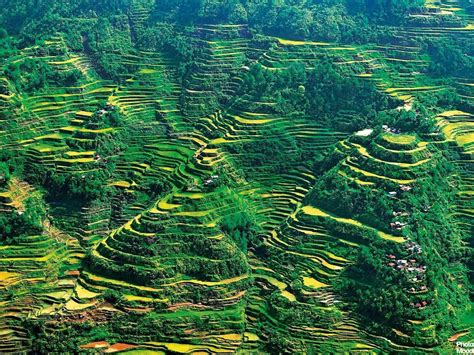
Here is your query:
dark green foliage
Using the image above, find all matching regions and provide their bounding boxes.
[0,162,10,186]
[1,0,424,46]
[0,195,46,241]
[87,107,124,129]
[347,0,424,19]
[6,57,81,94]
[153,0,422,41]
[24,318,113,353]
[305,61,395,129]
[427,39,474,78]
[267,291,343,327]
[242,61,395,131]
[325,144,470,345]
[310,167,392,229]
[220,211,259,252]
[82,16,133,80]
[45,171,109,202]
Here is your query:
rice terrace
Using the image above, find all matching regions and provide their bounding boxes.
[0,0,473,353]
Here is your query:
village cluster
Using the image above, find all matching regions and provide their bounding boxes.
[386,240,430,309]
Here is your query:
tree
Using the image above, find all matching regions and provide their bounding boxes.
[0,162,10,186]
[0,194,45,241]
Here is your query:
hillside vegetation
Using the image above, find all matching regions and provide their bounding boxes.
[0,0,473,353]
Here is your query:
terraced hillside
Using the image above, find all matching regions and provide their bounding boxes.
[0,0,473,353]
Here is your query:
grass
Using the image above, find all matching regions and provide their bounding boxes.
[276,38,331,46]
[109,180,132,188]
[303,276,329,289]
[382,133,417,146]
[0,272,20,286]
[65,299,97,311]
[123,294,168,302]
[352,143,430,167]
[343,161,416,185]
[75,284,100,299]
[456,133,474,147]
[49,57,80,65]
[162,274,249,287]
[138,68,158,74]
[301,205,405,243]
[122,351,165,355]
[145,342,235,353]
[232,115,274,124]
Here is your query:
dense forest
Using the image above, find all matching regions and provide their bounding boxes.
[0,0,473,353]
